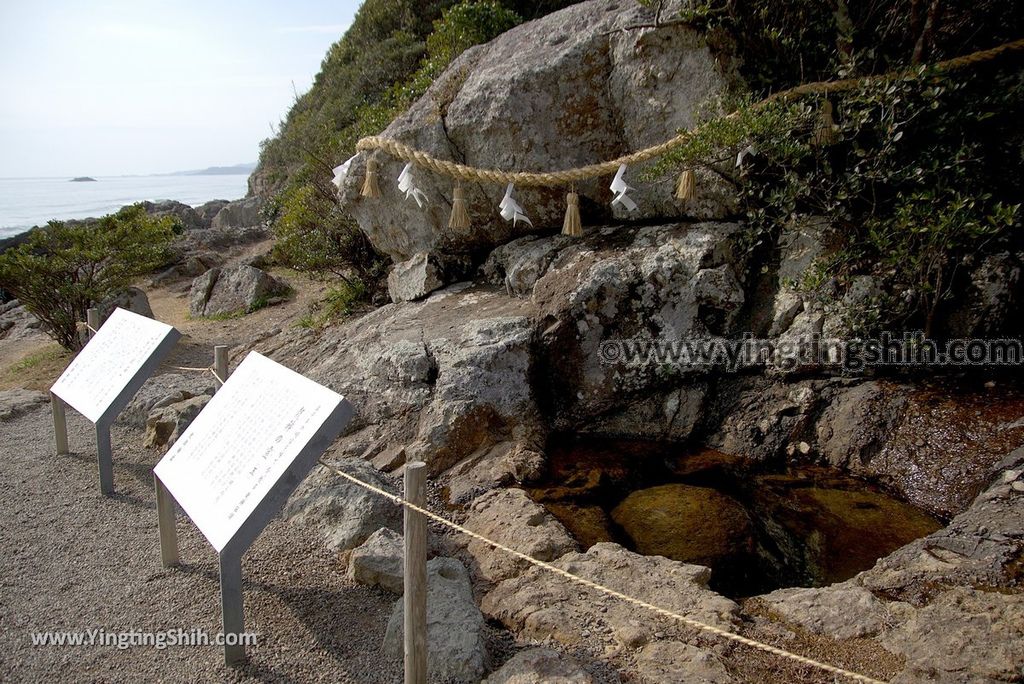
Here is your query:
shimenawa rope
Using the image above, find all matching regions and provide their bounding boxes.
[317,459,889,684]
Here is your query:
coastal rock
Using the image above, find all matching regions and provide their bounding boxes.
[611,484,753,568]
[98,287,153,321]
[0,389,48,422]
[283,458,401,551]
[387,252,444,303]
[348,527,404,594]
[339,0,739,269]
[140,200,203,231]
[210,196,263,230]
[383,557,487,684]
[482,648,593,684]
[195,199,231,227]
[462,488,578,582]
[482,543,739,648]
[143,395,210,448]
[188,265,288,318]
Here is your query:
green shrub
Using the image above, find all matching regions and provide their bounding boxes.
[0,205,175,350]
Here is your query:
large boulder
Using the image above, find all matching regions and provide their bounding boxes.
[462,488,578,582]
[188,265,288,318]
[210,196,263,231]
[97,287,153,321]
[383,557,488,684]
[140,200,203,231]
[283,458,402,551]
[339,0,740,270]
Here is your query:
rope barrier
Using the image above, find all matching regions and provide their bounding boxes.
[166,365,226,386]
[354,37,1024,188]
[317,460,888,684]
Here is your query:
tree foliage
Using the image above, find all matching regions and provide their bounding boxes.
[0,205,175,350]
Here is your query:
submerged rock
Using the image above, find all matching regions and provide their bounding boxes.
[611,483,753,569]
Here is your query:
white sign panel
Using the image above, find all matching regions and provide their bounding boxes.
[154,352,347,553]
[51,308,178,424]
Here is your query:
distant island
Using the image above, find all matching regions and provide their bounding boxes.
[69,177,97,182]
[162,162,257,177]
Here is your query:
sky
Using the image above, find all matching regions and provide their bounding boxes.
[0,0,361,177]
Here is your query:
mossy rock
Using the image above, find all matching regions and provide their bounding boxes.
[611,484,753,568]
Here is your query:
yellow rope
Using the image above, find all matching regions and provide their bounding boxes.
[317,460,889,684]
[166,365,226,386]
[354,37,1024,188]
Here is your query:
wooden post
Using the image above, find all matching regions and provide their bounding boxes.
[404,461,428,684]
[51,392,69,455]
[86,308,100,340]
[219,553,246,666]
[154,474,179,567]
[95,420,114,496]
[214,345,229,391]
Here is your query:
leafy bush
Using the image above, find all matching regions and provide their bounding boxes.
[0,205,175,350]
[266,0,525,301]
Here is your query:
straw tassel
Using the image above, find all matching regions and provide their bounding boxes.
[361,158,381,198]
[448,183,471,232]
[812,100,838,146]
[675,169,696,202]
[562,190,582,237]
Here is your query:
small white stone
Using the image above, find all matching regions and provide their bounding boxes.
[1002,469,1021,482]
[1011,481,1024,493]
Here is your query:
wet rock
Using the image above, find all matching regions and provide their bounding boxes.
[348,527,404,594]
[463,488,578,582]
[188,265,288,318]
[816,381,906,470]
[383,557,487,684]
[482,543,739,648]
[0,389,48,422]
[482,648,593,683]
[143,395,210,448]
[544,502,615,549]
[611,483,753,568]
[284,459,401,551]
[633,641,735,684]
[339,0,739,269]
[387,252,444,303]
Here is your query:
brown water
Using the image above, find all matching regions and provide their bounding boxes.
[527,435,943,598]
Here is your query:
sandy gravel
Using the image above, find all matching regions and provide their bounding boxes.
[0,403,401,683]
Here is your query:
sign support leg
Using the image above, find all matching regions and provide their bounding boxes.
[154,475,179,567]
[96,420,114,496]
[214,345,229,390]
[219,553,246,666]
[51,393,69,455]
[404,461,428,684]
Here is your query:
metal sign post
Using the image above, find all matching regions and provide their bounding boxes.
[50,307,180,496]
[153,351,353,665]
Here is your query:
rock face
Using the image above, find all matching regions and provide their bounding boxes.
[118,373,216,429]
[0,300,48,343]
[0,389,48,422]
[482,543,739,648]
[387,252,444,303]
[383,557,487,684]
[483,648,594,684]
[143,395,211,448]
[462,488,578,582]
[188,265,287,318]
[348,527,404,594]
[284,459,401,551]
[633,641,735,684]
[611,484,753,568]
[210,197,263,231]
[98,287,153,321]
[339,0,740,271]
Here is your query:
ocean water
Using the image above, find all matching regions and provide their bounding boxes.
[0,174,251,240]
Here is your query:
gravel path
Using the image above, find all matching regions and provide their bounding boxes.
[0,402,401,683]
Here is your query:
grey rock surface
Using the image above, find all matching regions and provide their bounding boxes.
[143,395,210,448]
[387,252,444,303]
[118,373,216,429]
[188,265,287,318]
[348,527,404,594]
[462,487,578,582]
[284,458,401,551]
[633,641,736,684]
[210,197,263,231]
[339,0,740,268]
[383,557,487,684]
[0,389,48,422]
[482,648,593,683]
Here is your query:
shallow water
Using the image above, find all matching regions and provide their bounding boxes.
[528,435,942,598]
